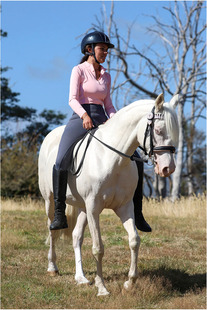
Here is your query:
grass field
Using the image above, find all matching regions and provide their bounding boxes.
[1,195,206,309]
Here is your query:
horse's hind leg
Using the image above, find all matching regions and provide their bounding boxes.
[72,209,89,284]
[114,202,140,291]
[45,198,60,276]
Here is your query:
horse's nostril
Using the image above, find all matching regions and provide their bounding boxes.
[163,167,169,176]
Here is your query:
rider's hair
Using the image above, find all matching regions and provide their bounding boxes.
[79,44,92,64]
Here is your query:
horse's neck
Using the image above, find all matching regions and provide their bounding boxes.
[99,101,153,156]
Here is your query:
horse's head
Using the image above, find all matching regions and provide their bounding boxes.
[138,93,179,177]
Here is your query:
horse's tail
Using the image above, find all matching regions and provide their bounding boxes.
[45,204,78,245]
[60,204,78,241]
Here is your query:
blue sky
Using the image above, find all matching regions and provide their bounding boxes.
[2,0,206,131]
[1,0,176,115]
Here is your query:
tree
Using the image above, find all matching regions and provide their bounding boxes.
[182,125,206,195]
[1,137,39,197]
[1,30,67,197]
[1,68,36,122]
[91,0,206,198]
[144,0,206,199]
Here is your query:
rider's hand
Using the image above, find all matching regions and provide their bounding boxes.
[82,113,94,130]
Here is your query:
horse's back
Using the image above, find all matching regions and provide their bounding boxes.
[38,125,65,199]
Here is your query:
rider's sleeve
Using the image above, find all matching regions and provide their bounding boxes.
[69,66,86,118]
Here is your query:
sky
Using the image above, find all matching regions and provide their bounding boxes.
[2,0,206,131]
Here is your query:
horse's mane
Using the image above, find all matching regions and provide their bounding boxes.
[106,99,179,147]
[163,102,179,147]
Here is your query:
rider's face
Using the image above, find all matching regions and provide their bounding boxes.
[88,43,109,64]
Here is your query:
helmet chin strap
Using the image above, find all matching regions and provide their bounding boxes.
[85,44,100,64]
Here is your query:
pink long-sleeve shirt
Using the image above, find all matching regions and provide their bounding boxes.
[69,61,116,118]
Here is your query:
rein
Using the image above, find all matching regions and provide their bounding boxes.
[71,127,147,176]
[89,107,175,162]
[71,106,176,175]
[70,130,95,175]
[89,129,148,163]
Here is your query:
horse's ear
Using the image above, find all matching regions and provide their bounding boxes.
[155,93,164,112]
[170,94,179,108]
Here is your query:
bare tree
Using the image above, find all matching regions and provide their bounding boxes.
[148,0,207,199]
[91,0,206,198]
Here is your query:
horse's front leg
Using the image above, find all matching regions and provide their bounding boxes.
[86,201,109,296]
[72,209,90,284]
[115,202,140,291]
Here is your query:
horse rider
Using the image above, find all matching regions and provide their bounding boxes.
[50,31,152,233]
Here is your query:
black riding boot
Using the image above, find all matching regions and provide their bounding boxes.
[133,157,152,232]
[50,165,68,230]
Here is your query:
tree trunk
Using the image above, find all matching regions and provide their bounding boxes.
[153,175,167,199]
[171,102,184,200]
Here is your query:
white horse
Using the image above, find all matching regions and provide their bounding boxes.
[38,93,179,296]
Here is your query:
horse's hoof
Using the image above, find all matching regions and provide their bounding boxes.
[75,276,90,285]
[47,270,59,277]
[123,280,132,291]
[97,289,110,296]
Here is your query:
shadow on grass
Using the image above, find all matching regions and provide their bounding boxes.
[103,267,206,295]
[142,267,206,294]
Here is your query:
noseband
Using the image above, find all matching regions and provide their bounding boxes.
[139,107,176,157]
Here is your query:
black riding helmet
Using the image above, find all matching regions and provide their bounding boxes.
[81,31,114,64]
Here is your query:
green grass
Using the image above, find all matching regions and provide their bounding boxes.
[1,196,206,309]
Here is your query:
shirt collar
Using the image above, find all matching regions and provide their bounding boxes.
[84,61,106,74]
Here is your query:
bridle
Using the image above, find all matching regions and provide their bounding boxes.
[139,106,176,157]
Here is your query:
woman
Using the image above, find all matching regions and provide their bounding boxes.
[50,31,151,233]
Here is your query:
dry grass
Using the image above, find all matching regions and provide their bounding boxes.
[1,197,43,211]
[1,195,206,309]
[143,194,206,218]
